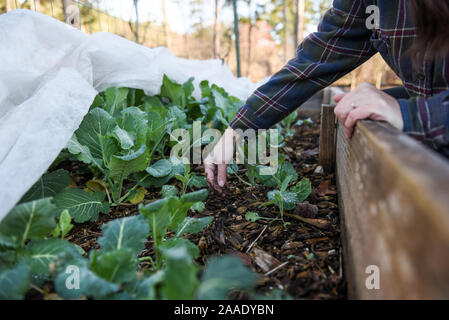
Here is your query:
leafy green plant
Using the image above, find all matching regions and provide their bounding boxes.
[261,176,312,221]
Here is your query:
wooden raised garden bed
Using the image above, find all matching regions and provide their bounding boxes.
[320,87,449,299]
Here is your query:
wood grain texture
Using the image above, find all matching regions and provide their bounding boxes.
[319,105,336,173]
[336,120,449,299]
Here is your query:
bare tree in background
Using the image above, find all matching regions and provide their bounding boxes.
[6,0,11,11]
[294,0,305,52]
[282,0,288,63]
[133,0,139,43]
[213,0,221,58]
[162,0,169,48]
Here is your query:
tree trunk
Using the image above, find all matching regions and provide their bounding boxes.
[298,0,305,43]
[162,0,169,48]
[33,0,41,11]
[213,0,221,58]
[283,0,288,63]
[6,0,11,11]
[246,23,254,77]
[294,0,305,53]
[134,0,139,43]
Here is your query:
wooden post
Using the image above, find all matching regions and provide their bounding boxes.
[319,104,336,173]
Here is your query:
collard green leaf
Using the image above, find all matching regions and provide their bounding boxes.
[117,107,148,148]
[189,175,207,189]
[67,135,103,170]
[0,198,57,245]
[104,87,129,116]
[108,143,150,182]
[190,201,205,213]
[27,238,76,281]
[146,159,172,178]
[74,107,118,167]
[53,209,74,239]
[54,189,109,223]
[161,246,198,300]
[125,271,164,300]
[175,216,213,237]
[90,249,137,284]
[54,255,120,300]
[20,169,69,203]
[161,185,179,197]
[291,178,312,203]
[268,190,297,211]
[198,255,256,300]
[0,259,30,300]
[161,75,185,107]
[160,238,199,258]
[139,198,171,248]
[98,215,149,256]
[111,125,134,150]
[245,212,262,222]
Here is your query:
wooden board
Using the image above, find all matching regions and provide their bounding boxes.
[336,120,449,299]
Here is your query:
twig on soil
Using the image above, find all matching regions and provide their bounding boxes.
[246,225,268,253]
[30,284,45,295]
[264,261,289,277]
[282,212,330,229]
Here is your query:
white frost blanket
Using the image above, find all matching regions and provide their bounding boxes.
[0,9,259,222]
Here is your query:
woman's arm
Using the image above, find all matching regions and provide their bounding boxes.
[399,91,449,150]
[230,0,376,131]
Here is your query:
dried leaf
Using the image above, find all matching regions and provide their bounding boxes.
[317,180,337,197]
[250,247,281,273]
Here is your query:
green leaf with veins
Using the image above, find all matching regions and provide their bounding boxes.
[198,255,256,300]
[161,75,186,108]
[20,169,69,203]
[146,159,173,178]
[98,215,149,256]
[116,107,148,147]
[124,271,164,300]
[27,238,76,282]
[73,107,118,168]
[108,143,150,182]
[90,249,137,284]
[0,259,30,300]
[0,198,57,245]
[160,238,199,259]
[268,190,297,211]
[175,216,213,237]
[111,125,134,150]
[54,189,109,223]
[52,209,74,239]
[161,185,179,197]
[67,135,103,170]
[291,178,312,203]
[54,251,120,299]
[161,246,199,300]
[245,212,262,222]
[104,87,129,116]
[139,197,171,253]
[190,201,206,213]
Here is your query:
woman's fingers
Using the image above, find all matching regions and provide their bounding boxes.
[344,106,373,138]
[333,93,347,103]
[217,164,227,188]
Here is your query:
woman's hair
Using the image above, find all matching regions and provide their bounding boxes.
[409,0,449,63]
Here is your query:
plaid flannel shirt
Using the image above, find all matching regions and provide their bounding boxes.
[230,0,449,151]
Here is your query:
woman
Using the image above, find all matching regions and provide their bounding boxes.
[205,0,449,194]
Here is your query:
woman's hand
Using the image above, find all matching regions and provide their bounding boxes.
[334,83,404,138]
[204,127,241,196]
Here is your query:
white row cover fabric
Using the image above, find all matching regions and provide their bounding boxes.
[0,9,260,222]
